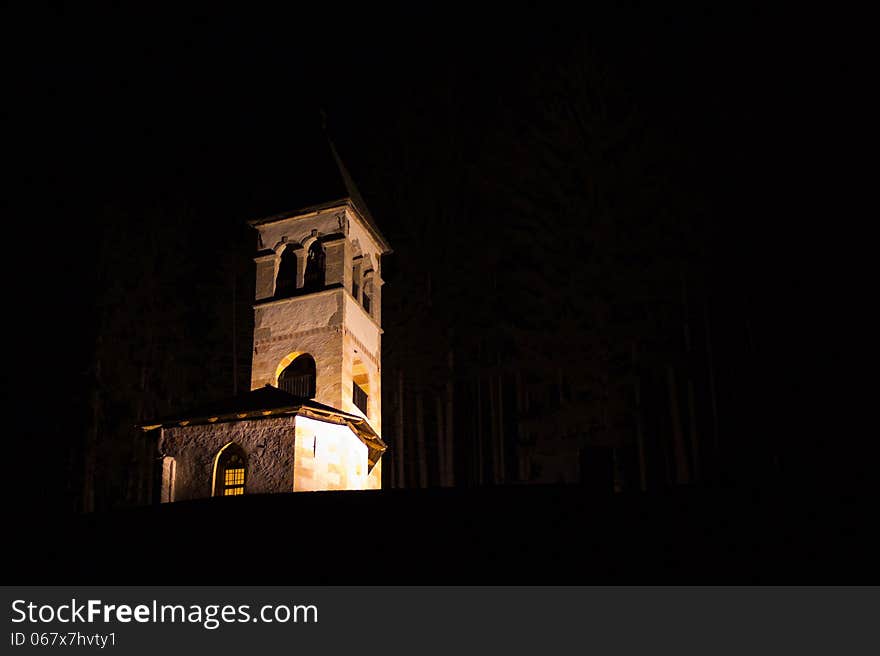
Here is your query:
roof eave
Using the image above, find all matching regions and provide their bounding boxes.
[345,200,393,255]
[247,198,352,228]
[247,198,392,255]
[139,403,388,469]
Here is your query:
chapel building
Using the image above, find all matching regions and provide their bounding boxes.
[140,135,392,500]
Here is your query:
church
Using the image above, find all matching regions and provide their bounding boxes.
[139,137,392,500]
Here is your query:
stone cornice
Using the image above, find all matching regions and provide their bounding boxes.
[253,285,344,310]
[254,324,341,347]
[249,200,349,228]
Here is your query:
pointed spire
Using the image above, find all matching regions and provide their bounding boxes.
[244,110,391,253]
[326,135,391,254]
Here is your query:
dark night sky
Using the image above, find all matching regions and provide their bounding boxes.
[6,5,797,212]
[9,4,788,191]
[5,6,799,355]
[7,3,827,259]
[5,2,852,506]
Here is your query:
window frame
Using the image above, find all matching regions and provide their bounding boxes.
[213,443,248,497]
[353,381,369,415]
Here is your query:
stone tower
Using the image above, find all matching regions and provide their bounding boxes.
[247,140,391,484]
[142,134,391,498]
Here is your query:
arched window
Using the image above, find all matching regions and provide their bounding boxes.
[276,246,299,298]
[304,241,325,290]
[362,274,374,315]
[352,357,370,416]
[213,443,247,497]
[351,259,362,302]
[279,353,317,399]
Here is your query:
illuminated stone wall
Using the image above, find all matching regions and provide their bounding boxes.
[341,299,382,435]
[292,416,370,491]
[159,416,297,502]
[366,460,381,490]
[158,414,376,501]
[250,290,345,406]
[248,203,387,488]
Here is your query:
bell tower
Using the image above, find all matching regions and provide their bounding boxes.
[248,140,392,457]
[142,135,391,499]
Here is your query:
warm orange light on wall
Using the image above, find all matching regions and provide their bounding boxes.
[293,416,369,492]
[274,351,306,386]
[351,357,370,417]
[223,468,245,495]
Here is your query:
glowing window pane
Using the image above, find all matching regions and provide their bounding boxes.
[223,467,245,495]
[214,444,247,498]
[224,468,245,486]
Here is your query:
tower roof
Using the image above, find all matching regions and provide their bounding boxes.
[244,128,391,254]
